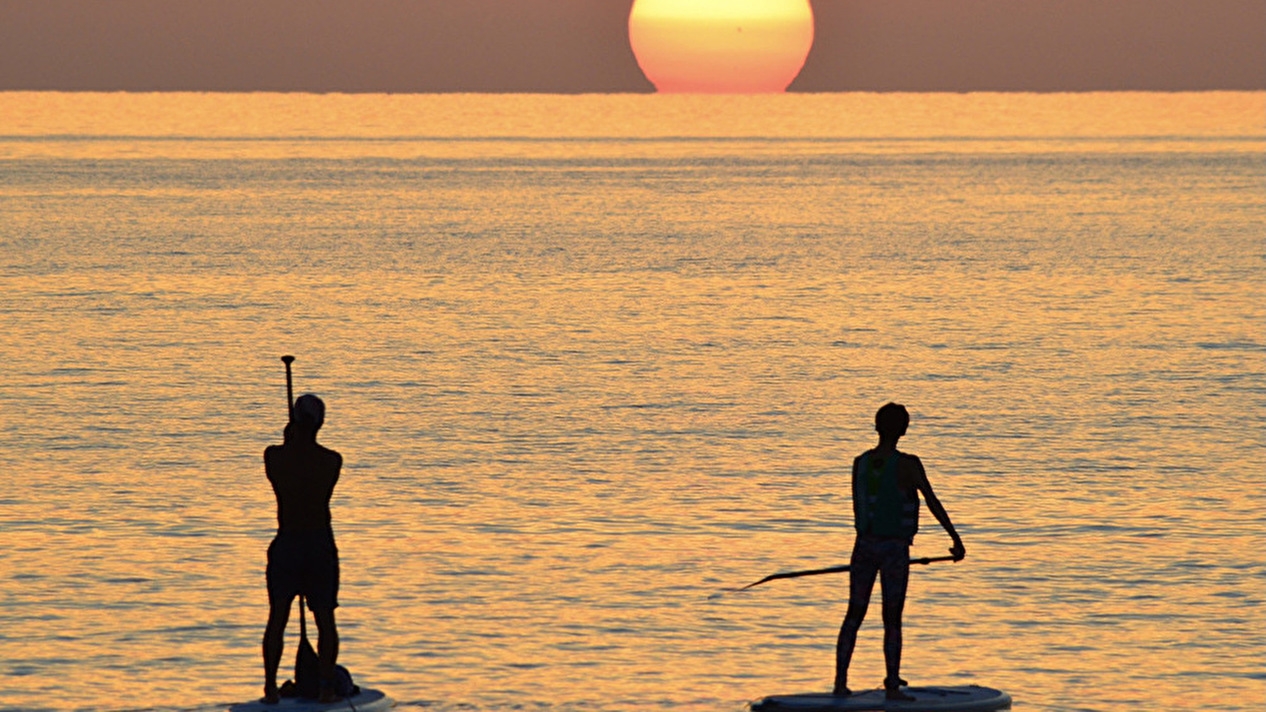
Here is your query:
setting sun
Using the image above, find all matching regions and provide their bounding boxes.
[629,0,815,93]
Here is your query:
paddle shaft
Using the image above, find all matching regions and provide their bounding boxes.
[735,555,957,592]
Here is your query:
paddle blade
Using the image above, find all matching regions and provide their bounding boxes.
[291,636,320,699]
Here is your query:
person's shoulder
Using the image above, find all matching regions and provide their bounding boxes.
[897,451,924,467]
[317,444,343,466]
[264,443,284,461]
[897,451,928,481]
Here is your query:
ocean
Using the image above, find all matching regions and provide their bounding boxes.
[0,92,1263,712]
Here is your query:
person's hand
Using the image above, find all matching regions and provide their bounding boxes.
[950,539,966,562]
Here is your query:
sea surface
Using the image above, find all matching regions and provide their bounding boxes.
[0,92,1263,712]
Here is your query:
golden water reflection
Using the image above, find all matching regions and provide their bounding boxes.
[0,93,1262,711]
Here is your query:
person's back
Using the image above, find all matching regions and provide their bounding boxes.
[852,447,921,541]
[265,438,341,535]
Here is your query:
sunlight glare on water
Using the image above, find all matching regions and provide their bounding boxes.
[0,92,1263,712]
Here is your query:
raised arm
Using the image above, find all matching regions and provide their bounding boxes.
[911,456,966,561]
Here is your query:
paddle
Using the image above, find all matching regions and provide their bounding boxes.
[712,555,957,598]
[280,355,322,698]
[282,355,295,420]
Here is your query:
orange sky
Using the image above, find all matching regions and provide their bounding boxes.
[0,0,1262,92]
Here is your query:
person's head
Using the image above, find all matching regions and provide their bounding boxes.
[875,402,909,440]
[293,394,325,436]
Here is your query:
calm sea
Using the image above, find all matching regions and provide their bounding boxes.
[0,93,1263,712]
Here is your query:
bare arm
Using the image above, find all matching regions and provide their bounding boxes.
[910,456,966,561]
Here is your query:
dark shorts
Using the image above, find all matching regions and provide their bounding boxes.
[849,533,910,611]
[266,530,339,611]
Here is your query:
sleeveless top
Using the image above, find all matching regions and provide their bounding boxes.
[853,449,919,538]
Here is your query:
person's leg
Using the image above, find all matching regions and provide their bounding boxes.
[835,542,880,695]
[264,535,300,704]
[262,595,293,704]
[879,541,912,701]
[312,607,340,702]
[306,540,341,701]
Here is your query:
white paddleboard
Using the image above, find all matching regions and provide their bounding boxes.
[227,688,393,712]
[752,685,1010,712]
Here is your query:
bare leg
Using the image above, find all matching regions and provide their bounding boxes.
[835,554,879,695]
[313,607,340,702]
[262,596,294,704]
[880,552,912,701]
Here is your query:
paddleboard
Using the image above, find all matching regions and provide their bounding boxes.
[228,688,393,712]
[752,685,1010,712]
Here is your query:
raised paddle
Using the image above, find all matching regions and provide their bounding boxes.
[279,355,321,696]
[714,555,958,598]
[281,355,295,419]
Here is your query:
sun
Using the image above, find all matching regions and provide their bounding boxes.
[629,0,815,93]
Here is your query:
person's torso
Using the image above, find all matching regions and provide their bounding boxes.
[265,442,340,535]
[853,449,919,538]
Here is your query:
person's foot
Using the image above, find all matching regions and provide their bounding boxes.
[831,685,852,697]
[884,677,914,702]
[260,685,280,705]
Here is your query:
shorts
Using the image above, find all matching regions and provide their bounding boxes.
[266,530,339,611]
[848,533,911,610]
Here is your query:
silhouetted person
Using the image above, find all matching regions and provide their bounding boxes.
[834,403,965,701]
[261,394,343,704]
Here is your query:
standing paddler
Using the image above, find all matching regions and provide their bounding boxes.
[834,403,966,701]
[261,393,344,704]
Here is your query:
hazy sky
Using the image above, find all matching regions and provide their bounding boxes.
[0,0,1262,92]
